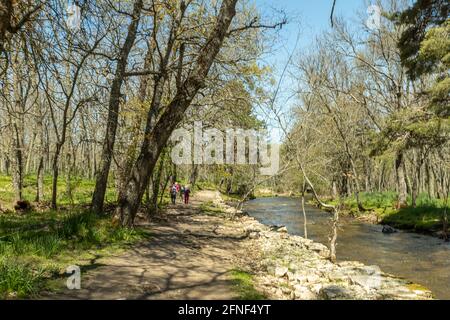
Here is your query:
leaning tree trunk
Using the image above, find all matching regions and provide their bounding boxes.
[116,0,239,226]
[148,151,167,216]
[92,0,144,214]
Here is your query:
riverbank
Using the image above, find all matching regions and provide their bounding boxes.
[225,189,448,238]
[301,192,448,239]
[3,190,433,300]
[213,193,433,300]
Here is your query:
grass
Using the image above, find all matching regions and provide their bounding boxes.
[0,209,149,299]
[0,174,149,299]
[199,201,226,216]
[323,192,448,233]
[0,258,46,298]
[231,269,266,300]
[0,174,117,210]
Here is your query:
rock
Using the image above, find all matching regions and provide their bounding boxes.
[382,225,398,234]
[320,285,353,300]
[248,232,260,239]
[307,242,327,251]
[294,273,308,283]
[274,266,288,278]
[349,266,383,290]
[277,226,288,233]
[306,274,320,283]
[306,242,330,258]
[337,261,365,268]
[293,285,317,300]
[309,283,323,295]
[269,225,287,233]
[287,271,295,281]
[328,272,351,284]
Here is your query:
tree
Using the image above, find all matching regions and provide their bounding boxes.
[92,0,145,214]
[397,0,449,79]
[115,0,240,226]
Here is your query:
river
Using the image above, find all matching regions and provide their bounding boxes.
[244,197,450,300]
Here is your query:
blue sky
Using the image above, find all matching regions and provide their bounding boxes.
[252,0,369,141]
[255,0,366,67]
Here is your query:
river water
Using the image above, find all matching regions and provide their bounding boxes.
[244,197,450,300]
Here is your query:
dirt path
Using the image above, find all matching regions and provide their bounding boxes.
[44,191,247,300]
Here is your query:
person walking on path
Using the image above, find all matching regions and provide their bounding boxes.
[170,183,177,205]
[175,182,181,203]
[180,185,185,203]
[184,186,191,204]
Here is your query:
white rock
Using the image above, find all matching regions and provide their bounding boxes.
[274,266,288,278]
[294,273,308,283]
[277,226,288,233]
[306,274,320,283]
[249,232,260,239]
[293,285,317,300]
[309,283,323,295]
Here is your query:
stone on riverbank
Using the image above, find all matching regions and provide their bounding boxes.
[215,194,434,300]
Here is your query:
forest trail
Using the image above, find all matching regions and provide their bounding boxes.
[43,191,246,300]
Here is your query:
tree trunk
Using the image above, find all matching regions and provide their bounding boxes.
[92,0,144,214]
[35,116,45,202]
[148,151,166,215]
[51,144,62,209]
[190,164,199,189]
[11,121,24,202]
[395,151,408,208]
[412,150,419,208]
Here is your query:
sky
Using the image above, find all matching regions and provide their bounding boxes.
[252,0,369,142]
[255,0,364,64]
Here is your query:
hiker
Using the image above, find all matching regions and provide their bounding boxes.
[175,182,181,202]
[180,185,185,202]
[184,185,191,204]
[170,183,177,204]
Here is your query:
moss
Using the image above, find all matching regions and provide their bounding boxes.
[231,269,266,300]
[407,283,430,292]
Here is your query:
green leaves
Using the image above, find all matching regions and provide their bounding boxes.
[369,108,449,157]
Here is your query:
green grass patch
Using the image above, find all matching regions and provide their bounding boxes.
[199,201,225,216]
[231,269,266,300]
[0,258,46,298]
[0,209,149,298]
[322,192,448,232]
[0,174,117,210]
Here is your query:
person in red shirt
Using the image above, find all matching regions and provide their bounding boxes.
[175,182,181,203]
[184,186,191,204]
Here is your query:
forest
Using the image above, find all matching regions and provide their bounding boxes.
[0,0,449,301]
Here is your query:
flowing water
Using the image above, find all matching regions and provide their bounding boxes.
[244,197,450,300]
